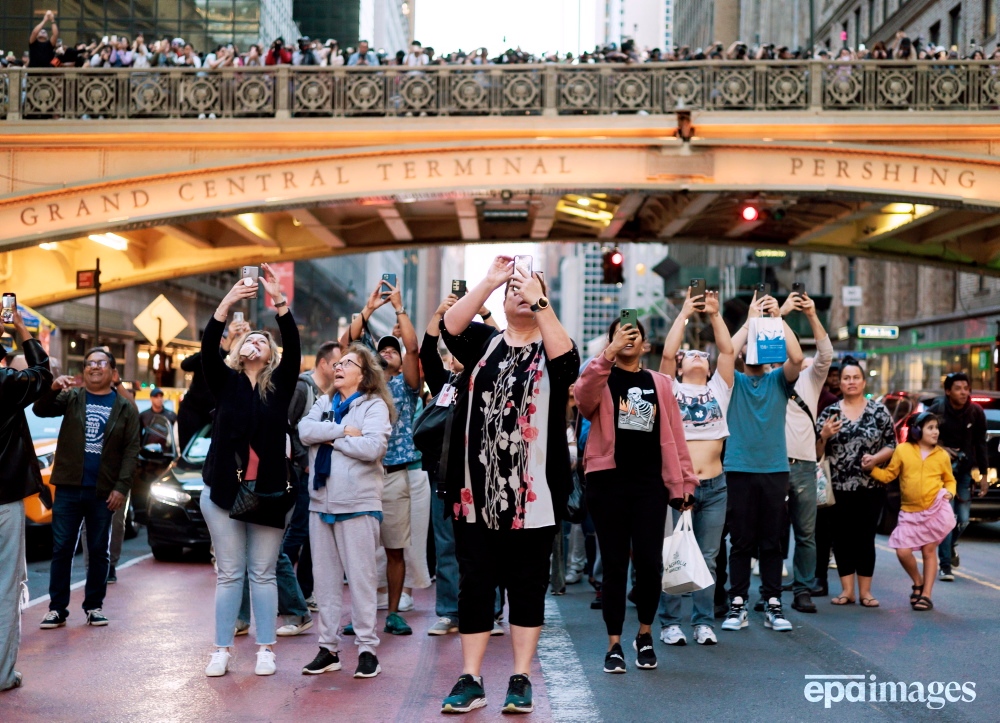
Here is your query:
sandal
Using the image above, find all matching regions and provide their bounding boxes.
[830,595,855,605]
[909,585,924,605]
[860,597,880,608]
[912,595,933,611]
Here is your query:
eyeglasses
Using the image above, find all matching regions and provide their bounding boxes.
[683,351,711,360]
[333,359,362,371]
[84,359,110,369]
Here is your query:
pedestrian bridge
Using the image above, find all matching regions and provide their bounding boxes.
[4,61,1000,306]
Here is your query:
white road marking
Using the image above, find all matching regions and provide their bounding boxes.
[538,596,601,723]
[26,553,153,608]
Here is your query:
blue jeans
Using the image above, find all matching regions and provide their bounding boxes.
[658,473,728,629]
[237,551,310,624]
[788,460,818,595]
[201,493,287,647]
[939,472,972,571]
[49,486,115,615]
[431,485,459,620]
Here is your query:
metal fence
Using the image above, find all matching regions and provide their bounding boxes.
[2,61,1000,120]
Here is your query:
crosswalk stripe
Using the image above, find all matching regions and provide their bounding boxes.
[537,596,600,723]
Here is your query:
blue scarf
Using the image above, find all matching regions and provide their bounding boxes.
[313,392,363,490]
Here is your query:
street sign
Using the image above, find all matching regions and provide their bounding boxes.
[836,326,850,341]
[841,286,863,307]
[76,269,99,290]
[858,324,900,340]
[133,295,188,346]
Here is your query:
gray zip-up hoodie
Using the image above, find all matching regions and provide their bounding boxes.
[299,393,391,515]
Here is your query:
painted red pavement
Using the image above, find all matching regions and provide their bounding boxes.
[6,558,553,722]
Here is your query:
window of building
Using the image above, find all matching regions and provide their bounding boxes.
[819,265,828,295]
[868,0,876,36]
[930,20,942,46]
[854,7,862,43]
[985,0,997,40]
[883,0,890,27]
[950,4,963,47]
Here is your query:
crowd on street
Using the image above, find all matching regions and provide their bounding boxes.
[5,11,1000,70]
[0,253,987,714]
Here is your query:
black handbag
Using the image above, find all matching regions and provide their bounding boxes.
[876,480,901,536]
[229,452,295,529]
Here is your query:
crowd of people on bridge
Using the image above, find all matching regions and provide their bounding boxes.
[0,254,989,712]
[6,10,1000,71]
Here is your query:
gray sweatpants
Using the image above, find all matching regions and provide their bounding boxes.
[0,500,26,691]
[310,512,380,656]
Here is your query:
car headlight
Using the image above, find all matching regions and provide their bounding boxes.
[36,453,54,470]
[150,483,191,505]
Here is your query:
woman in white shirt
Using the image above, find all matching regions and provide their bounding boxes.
[656,286,735,646]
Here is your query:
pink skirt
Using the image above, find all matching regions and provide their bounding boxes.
[888,488,956,549]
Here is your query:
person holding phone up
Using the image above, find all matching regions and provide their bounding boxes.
[438,255,579,714]
[656,284,735,647]
[576,314,698,674]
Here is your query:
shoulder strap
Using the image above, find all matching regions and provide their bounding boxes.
[789,390,819,440]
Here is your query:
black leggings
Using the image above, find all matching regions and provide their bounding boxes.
[454,522,555,634]
[831,487,883,578]
[586,473,669,637]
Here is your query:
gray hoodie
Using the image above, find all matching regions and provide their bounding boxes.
[299,393,392,515]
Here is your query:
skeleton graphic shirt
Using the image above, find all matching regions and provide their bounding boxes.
[607,367,661,481]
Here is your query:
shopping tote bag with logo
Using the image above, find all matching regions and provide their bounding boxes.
[661,510,714,595]
[745,316,787,365]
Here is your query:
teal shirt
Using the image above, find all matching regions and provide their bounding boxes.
[318,511,384,525]
[724,367,796,474]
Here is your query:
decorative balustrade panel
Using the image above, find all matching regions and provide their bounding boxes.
[1,61,998,120]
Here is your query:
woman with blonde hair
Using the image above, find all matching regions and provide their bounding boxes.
[200,263,300,678]
[298,343,395,679]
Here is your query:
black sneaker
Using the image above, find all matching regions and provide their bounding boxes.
[603,643,626,674]
[85,609,109,626]
[354,651,381,678]
[502,674,533,714]
[107,566,117,584]
[40,610,67,629]
[442,674,487,713]
[633,632,657,670]
[590,590,603,610]
[302,648,341,675]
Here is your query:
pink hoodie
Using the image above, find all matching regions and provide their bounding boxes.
[575,353,699,499]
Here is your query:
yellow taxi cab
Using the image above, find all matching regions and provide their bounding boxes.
[24,408,60,526]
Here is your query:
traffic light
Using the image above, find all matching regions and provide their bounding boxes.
[602,247,624,285]
[740,204,759,222]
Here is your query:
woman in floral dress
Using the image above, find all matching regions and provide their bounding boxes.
[437,255,579,714]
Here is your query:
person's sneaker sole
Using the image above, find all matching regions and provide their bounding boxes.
[86,617,108,627]
[277,619,314,636]
[302,661,341,675]
[354,665,382,678]
[764,619,793,632]
[696,634,718,646]
[39,620,66,629]
[442,699,487,714]
[603,664,626,674]
[502,702,534,714]
[633,639,657,669]
[721,619,748,631]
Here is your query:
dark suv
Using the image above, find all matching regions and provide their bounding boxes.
[146,424,212,560]
[878,390,1000,522]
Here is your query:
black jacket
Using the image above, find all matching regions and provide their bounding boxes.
[0,340,53,504]
[201,313,301,510]
[928,397,988,477]
[33,383,141,499]
[288,372,322,471]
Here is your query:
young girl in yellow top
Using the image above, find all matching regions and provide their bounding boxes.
[870,412,956,612]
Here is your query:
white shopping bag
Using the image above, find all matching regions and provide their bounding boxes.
[661,510,715,595]
[745,316,787,365]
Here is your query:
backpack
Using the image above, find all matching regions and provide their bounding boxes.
[297,372,322,421]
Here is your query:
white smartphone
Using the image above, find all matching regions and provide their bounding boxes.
[513,255,533,278]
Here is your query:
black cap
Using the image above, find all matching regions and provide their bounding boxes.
[150,387,165,397]
[377,335,402,355]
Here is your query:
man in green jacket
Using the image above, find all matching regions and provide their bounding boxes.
[33,347,141,628]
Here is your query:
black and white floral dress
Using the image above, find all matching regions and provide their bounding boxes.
[816,400,896,492]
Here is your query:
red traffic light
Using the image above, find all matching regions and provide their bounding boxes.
[610,251,623,266]
[741,205,760,222]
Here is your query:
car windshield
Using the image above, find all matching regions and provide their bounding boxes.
[185,425,212,463]
[25,407,62,441]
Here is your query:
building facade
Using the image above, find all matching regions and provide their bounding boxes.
[594,0,676,52]
[294,0,410,52]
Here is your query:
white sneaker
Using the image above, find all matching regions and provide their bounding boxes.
[693,625,718,645]
[491,620,505,636]
[752,558,760,576]
[782,563,789,578]
[255,649,277,676]
[377,592,388,610]
[398,592,414,612]
[721,597,749,631]
[277,616,314,636]
[764,599,793,632]
[428,617,459,636]
[659,624,687,646]
[306,596,319,612]
[205,649,231,677]
[565,570,583,584]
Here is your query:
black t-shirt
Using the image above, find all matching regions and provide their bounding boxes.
[29,40,55,68]
[597,367,662,483]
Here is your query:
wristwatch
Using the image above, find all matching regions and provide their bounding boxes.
[530,297,550,313]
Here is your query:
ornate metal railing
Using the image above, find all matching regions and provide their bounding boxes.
[2,61,999,120]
